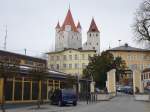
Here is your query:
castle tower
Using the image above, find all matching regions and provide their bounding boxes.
[55,9,82,51]
[83,18,100,54]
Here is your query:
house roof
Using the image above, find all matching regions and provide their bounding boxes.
[46,48,96,54]
[88,18,99,32]
[108,43,150,52]
[61,9,78,32]
[0,50,46,63]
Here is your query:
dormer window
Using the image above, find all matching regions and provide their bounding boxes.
[65,25,71,31]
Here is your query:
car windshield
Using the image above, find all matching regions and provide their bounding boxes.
[62,89,75,94]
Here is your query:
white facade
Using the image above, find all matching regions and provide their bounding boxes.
[55,25,82,51]
[83,32,100,54]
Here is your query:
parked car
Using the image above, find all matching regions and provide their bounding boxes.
[116,86,124,92]
[49,89,77,106]
[123,86,133,94]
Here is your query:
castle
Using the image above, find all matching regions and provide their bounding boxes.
[47,8,100,76]
[55,8,100,53]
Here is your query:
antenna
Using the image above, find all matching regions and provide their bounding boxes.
[4,25,7,50]
[69,3,70,9]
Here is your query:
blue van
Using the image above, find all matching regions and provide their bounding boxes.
[49,89,77,106]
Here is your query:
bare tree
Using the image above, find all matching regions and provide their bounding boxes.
[133,0,150,47]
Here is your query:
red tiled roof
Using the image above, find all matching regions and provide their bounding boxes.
[88,18,99,32]
[61,9,78,32]
[55,21,60,28]
[77,21,81,29]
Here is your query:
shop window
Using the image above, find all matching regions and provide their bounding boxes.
[24,82,31,100]
[14,81,22,100]
[32,82,39,100]
[41,81,47,100]
[5,80,13,101]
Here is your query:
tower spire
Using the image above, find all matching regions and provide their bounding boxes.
[55,21,60,29]
[88,18,99,32]
[61,8,77,32]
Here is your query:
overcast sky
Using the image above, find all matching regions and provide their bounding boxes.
[0,0,143,56]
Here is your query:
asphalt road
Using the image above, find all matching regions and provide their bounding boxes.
[67,95,150,112]
[4,95,150,112]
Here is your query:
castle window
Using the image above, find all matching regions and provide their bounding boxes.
[96,34,98,36]
[97,43,98,45]
[89,33,91,37]
[93,47,95,50]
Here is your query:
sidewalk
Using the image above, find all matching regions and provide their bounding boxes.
[1,101,96,112]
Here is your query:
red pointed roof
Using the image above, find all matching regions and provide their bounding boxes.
[55,21,60,28]
[88,18,99,32]
[77,21,81,29]
[61,9,77,32]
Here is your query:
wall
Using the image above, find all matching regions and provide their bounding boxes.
[48,49,96,77]
[0,78,3,104]
[107,69,116,93]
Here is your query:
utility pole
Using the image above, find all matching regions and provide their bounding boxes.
[118,40,121,46]
[24,49,27,55]
[4,25,7,50]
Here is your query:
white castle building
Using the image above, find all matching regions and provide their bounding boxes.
[55,9,100,54]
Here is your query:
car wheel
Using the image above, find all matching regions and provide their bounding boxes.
[73,102,77,106]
